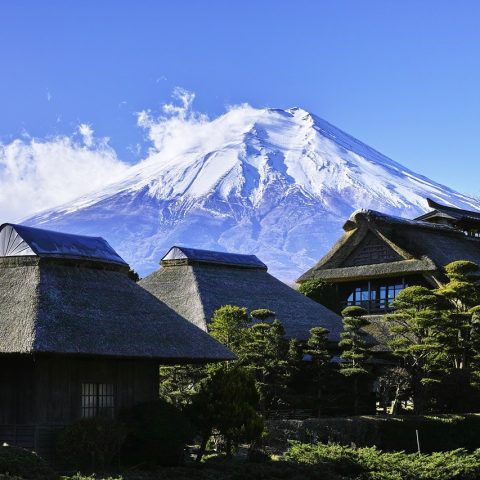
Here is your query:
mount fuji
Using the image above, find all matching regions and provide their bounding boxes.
[24,106,480,281]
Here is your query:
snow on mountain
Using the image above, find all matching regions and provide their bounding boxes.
[24,105,480,281]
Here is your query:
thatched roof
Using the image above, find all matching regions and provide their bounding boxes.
[140,247,342,341]
[0,226,233,361]
[362,315,395,352]
[298,209,480,284]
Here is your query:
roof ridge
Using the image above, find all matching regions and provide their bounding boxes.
[162,245,267,269]
[345,209,460,233]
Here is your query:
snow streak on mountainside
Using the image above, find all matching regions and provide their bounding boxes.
[25,105,480,281]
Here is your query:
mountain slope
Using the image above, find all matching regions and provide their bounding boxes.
[25,106,480,281]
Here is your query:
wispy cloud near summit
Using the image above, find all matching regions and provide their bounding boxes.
[0,88,269,222]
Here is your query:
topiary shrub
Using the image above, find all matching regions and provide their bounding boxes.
[56,417,125,472]
[250,309,276,321]
[445,260,479,280]
[120,399,194,467]
[0,444,57,480]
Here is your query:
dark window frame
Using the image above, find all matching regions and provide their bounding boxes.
[81,382,115,418]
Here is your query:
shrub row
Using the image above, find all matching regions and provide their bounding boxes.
[59,446,480,480]
[284,442,480,480]
[266,414,480,454]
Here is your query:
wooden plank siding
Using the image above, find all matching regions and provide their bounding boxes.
[0,354,159,459]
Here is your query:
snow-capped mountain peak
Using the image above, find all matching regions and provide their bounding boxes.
[25,106,480,280]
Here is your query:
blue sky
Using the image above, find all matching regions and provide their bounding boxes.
[1,0,480,200]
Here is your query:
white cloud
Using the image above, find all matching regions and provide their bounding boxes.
[0,88,257,222]
[0,131,128,222]
[78,123,94,147]
[136,88,258,164]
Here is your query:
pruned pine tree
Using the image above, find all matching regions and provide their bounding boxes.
[159,364,206,407]
[304,326,332,416]
[435,261,480,372]
[387,286,441,413]
[241,319,290,412]
[188,366,263,461]
[209,305,249,354]
[339,306,370,415]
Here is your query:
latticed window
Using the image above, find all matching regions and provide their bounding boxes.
[81,383,114,418]
[346,282,407,312]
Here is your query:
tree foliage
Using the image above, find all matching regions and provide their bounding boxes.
[385,261,480,413]
[209,305,249,352]
[305,326,332,416]
[188,366,264,460]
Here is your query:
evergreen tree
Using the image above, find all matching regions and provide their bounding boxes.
[241,320,290,411]
[339,306,371,415]
[159,364,206,407]
[209,305,249,354]
[387,286,441,413]
[188,366,264,461]
[304,326,332,416]
[435,261,480,372]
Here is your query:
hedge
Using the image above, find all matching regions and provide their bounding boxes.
[266,414,480,453]
[284,442,480,480]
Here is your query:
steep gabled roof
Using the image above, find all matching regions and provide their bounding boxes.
[0,223,127,266]
[161,246,267,270]
[141,248,343,341]
[298,209,480,283]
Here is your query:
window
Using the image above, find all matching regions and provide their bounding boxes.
[346,281,407,312]
[378,283,405,310]
[347,286,370,309]
[81,383,114,418]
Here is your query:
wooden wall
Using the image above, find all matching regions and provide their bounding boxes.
[0,354,159,456]
[33,355,159,424]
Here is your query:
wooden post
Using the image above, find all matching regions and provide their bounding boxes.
[416,429,421,455]
[367,281,371,313]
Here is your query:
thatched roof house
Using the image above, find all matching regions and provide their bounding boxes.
[0,223,232,361]
[0,224,232,457]
[297,200,480,318]
[139,246,342,341]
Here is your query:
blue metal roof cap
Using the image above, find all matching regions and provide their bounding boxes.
[0,223,127,266]
[162,246,267,270]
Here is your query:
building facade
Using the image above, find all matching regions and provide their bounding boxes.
[0,224,232,458]
[297,199,480,314]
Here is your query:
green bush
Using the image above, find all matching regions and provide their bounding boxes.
[284,442,480,480]
[120,399,193,467]
[56,417,125,471]
[284,442,366,476]
[267,414,480,454]
[0,444,57,480]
